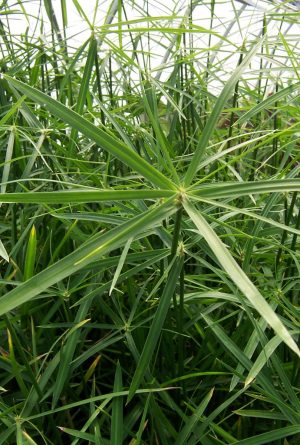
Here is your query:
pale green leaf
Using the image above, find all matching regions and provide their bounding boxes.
[0,239,9,262]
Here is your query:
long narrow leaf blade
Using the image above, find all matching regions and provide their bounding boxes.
[0,198,177,316]
[111,362,123,445]
[194,196,300,236]
[231,425,300,445]
[244,335,282,386]
[190,179,300,199]
[68,37,97,156]
[0,189,174,204]
[128,255,184,402]
[109,237,132,295]
[236,81,300,125]
[3,75,176,191]
[184,198,300,357]
[0,239,9,262]
[175,388,214,445]
[184,38,264,186]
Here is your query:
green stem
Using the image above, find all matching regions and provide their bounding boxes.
[170,206,183,259]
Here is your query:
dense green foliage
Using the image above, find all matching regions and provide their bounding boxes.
[1,0,300,443]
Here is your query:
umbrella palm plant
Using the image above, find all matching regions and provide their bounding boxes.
[1,0,300,443]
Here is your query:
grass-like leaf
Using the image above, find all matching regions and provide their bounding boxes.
[231,425,300,445]
[184,38,264,186]
[3,75,177,191]
[0,239,9,262]
[184,198,300,357]
[0,198,177,316]
[0,189,175,203]
[128,254,184,402]
[2,2,300,442]
[190,179,300,198]
[236,81,300,125]
[111,361,123,445]
[175,388,214,445]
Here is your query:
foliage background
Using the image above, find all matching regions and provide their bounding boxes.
[1,0,300,443]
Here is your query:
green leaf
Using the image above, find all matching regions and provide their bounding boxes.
[0,94,26,126]
[1,128,15,194]
[52,302,92,408]
[175,388,214,445]
[0,189,174,204]
[20,431,39,445]
[58,39,90,100]
[245,335,283,386]
[68,37,97,156]
[58,427,96,443]
[184,38,264,186]
[190,179,300,199]
[16,421,23,445]
[194,196,300,237]
[3,75,177,191]
[201,314,298,424]
[0,239,9,262]
[25,387,176,421]
[233,410,285,420]
[236,81,300,125]
[232,426,300,445]
[23,225,37,281]
[127,254,184,402]
[0,198,177,317]
[141,79,180,183]
[111,362,123,445]
[109,237,132,295]
[184,198,300,357]
[230,308,274,392]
